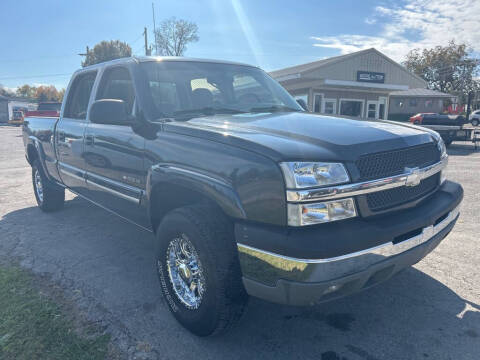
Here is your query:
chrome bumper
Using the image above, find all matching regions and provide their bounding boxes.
[237,203,460,287]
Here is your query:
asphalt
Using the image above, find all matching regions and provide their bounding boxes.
[0,126,479,360]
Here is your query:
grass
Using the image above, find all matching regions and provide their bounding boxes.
[0,265,110,360]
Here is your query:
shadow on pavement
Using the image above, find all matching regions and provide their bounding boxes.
[1,196,479,360]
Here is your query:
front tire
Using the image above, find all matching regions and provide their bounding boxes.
[472,119,479,127]
[155,204,247,336]
[32,160,65,212]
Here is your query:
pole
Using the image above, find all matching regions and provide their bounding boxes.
[144,27,151,56]
[152,3,158,54]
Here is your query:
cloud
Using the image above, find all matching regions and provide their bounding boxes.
[311,0,480,62]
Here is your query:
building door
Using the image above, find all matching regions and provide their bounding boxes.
[366,100,378,119]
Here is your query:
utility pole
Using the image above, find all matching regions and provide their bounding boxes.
[152,2,158,55]
[78,46,89,57]
[143,27,151,56]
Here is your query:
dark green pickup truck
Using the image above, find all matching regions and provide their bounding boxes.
[23,56,463,336]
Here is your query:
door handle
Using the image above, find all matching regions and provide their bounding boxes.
[85,135,95,145]
[57,131,66,142]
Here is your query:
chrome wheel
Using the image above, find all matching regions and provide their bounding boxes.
[166,234,206,309]
[34,169,44,203]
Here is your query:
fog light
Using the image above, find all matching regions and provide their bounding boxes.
[288,198,357,226]
[323,284,342,295]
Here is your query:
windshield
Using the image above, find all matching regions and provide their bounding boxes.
[138,61,302,120]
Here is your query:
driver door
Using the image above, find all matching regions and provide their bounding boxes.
[84,66,148,227]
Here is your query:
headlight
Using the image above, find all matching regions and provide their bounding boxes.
[280,162,350,188]
[437,137,447,159]
[287,198,357,226]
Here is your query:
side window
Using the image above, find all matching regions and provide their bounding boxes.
[148,81,180,116]
[64,72,97,119]
[96,67,135,114]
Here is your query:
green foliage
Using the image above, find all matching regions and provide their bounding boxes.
[81,40,132,67]
[154,17,199,56]
[15,84,65,102]
[403,41,480,97]
[0,265,109,360]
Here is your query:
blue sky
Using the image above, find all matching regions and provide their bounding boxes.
[1,0,479,90]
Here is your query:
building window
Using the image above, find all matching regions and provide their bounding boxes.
[367,102,377,119]
[425,99,433,108]
[323,99,336,114]
[409,98,417,107]
[313,94,322,113]
[339,99,363,117]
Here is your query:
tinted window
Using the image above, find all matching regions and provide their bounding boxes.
[38,102,61,111]
[97,67,135,114]
[64,72,97,119]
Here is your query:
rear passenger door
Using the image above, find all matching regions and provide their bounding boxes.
[84,66,148,227]
[56,71,97,195]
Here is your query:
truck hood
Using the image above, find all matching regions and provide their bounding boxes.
[164,112,436,162]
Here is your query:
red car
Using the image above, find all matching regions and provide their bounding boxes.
[25,102,61,118]
[409,113,437,124]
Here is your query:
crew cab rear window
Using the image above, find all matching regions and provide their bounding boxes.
[96,67,135,114]
[64,72,97,119]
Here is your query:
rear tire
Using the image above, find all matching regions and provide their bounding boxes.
[32,160,65,212]
[155,204,247,336]
[472,119,479,127]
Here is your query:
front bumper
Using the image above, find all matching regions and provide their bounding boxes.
[236,180,463,306]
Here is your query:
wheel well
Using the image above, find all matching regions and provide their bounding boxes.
[149,183,224,233]
[27,144,38,164]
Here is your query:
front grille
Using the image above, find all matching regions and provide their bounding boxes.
[366,173,440,211]
[356,143,440,181]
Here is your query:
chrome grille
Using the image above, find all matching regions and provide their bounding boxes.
[356,143,440,181]
[366,173,440,211]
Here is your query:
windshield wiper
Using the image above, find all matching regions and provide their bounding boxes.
[249,105,301,113]
[173,107,246,120]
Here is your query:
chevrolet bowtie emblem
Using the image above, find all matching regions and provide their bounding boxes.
[405,167,421,187]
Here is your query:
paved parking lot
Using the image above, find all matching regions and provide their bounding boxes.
[0,126,479,360]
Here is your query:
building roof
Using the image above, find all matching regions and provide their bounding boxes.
[269,48,426,85]
[389,88,454,98]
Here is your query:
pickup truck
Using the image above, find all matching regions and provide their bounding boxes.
[23,57,463,336]
[25,102,61,118]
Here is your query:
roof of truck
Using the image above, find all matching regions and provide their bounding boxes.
[79,56,255,72]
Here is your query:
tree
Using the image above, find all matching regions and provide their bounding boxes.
[35,86,64,102]
[403,41,480,98]
[81,40,132,67]
[16,84,37,98]
[154,17,199,56]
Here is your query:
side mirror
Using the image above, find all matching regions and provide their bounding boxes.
[296,99,308,111]
[89,99,134,125]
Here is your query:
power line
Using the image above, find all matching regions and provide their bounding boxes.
[0,73,72,81]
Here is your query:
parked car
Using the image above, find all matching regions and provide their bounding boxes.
[8,110,24,126]
[409,112,436,124]
[409,113,467,126]
[470,109,480,127]
[25,102,61,118]
[23,57,463,336]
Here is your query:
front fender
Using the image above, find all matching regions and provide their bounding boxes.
[146,163,247,220]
